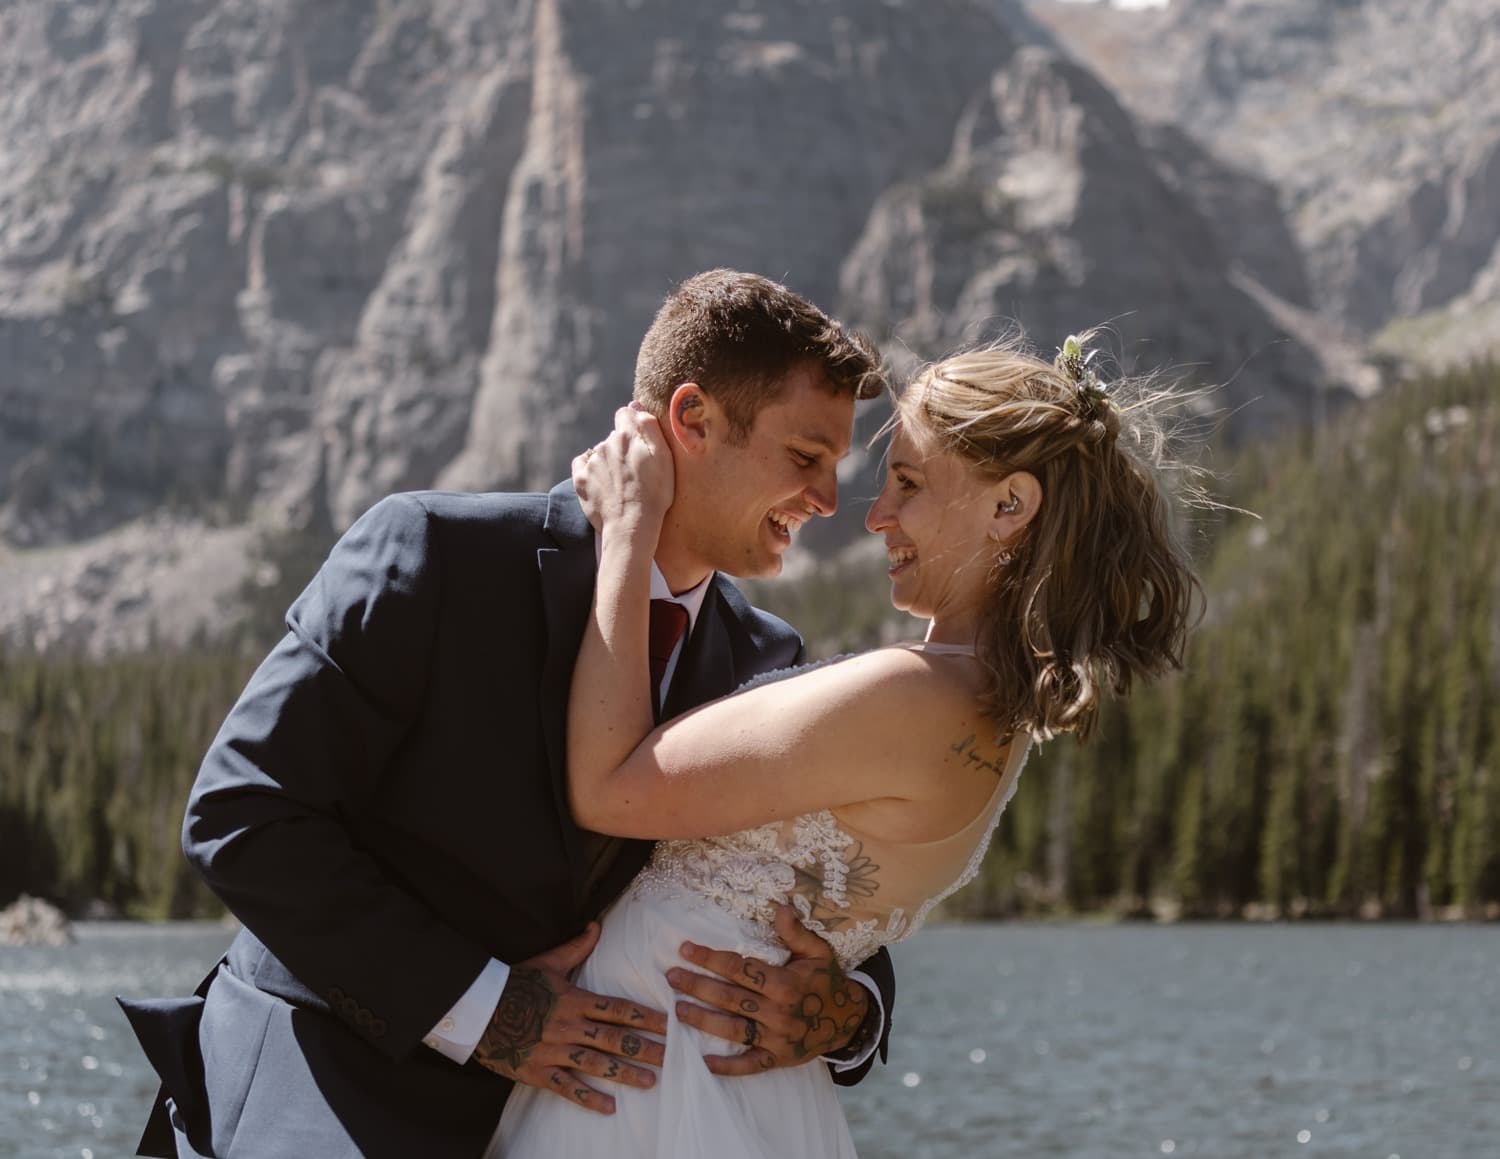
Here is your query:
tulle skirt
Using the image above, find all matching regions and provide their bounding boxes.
[487,883,859,1158]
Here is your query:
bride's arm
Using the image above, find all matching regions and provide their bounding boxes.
[571,645,963,838]
[567,408,672,794]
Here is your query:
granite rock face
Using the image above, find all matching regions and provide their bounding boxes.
[1025,0,1500,367]
[1,0,1441,651]
[839,46,1326,437]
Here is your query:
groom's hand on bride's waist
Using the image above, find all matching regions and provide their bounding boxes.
[471,922,668,1115]
[668,904,870,1076]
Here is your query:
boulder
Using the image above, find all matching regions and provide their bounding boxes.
[0,894,74,946]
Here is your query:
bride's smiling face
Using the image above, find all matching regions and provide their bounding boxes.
[865,420,1009,626]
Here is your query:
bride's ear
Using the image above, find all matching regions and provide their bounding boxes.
[666,383,712,457]
[991,471,1042,537]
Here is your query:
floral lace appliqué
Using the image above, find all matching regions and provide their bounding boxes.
[628,653,1026,969]
[632,811,908,970]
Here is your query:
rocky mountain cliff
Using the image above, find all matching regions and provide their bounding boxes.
[0,0,1474,652]
[1025,0,1500,370]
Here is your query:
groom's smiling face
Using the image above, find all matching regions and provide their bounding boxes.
[669,363,855,582]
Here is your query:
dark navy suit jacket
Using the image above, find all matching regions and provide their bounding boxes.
[121,483,895,1158]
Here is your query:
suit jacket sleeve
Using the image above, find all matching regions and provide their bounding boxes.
[182,494,491,1061]
[830,946,895,1086]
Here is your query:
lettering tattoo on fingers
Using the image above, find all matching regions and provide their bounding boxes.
[605,1059,620,1079]
[743,962,768,988]
[569,1048,586,1066]
[743,1018,760,1047]
[583,1026,599,1040]
[476,967,556,1073]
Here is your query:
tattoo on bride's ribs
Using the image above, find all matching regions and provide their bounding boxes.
[949,733,1005,776]
[477,967,556,1072]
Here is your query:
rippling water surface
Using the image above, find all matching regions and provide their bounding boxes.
[2,922,1495,1158]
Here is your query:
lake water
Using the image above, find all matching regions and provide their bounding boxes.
[2,923,1495,1158]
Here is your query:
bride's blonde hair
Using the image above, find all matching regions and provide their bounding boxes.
[897,333,1202,740]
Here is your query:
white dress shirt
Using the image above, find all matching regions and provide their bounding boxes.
[425,560,883,1074]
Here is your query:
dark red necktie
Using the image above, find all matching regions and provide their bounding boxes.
[648,599,690,721]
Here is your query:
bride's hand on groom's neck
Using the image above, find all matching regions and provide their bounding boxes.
[572,405,675,538]
[472,922,669,1115]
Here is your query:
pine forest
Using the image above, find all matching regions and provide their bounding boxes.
[2,363,1497,921]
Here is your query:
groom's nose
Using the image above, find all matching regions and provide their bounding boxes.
[803,468,837,517]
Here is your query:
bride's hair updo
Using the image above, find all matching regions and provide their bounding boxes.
[897,332,1203,741]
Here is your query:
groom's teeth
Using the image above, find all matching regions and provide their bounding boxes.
[888,548,915,566]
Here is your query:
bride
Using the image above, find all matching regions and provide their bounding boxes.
[490,334,1200,1158]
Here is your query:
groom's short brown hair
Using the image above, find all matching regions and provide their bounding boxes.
[634,270,884,441]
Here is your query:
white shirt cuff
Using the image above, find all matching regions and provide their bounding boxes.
[826,968,885,1073]
[422,958,511,1064]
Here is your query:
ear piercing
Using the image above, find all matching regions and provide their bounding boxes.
[999,494,1021,515]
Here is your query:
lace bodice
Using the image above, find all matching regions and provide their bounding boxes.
[629,649,1029,969]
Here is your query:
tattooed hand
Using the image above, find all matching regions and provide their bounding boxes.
[472,922,668,1115]
[667,905,871,1076]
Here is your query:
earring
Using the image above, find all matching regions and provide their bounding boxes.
[988,531,1016,565]
[999,494,1020,515]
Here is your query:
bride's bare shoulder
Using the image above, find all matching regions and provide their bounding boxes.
[789,644,987,734]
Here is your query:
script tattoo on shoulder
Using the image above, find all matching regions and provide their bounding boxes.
[475,966,557,1073]
[949,733,1006,777]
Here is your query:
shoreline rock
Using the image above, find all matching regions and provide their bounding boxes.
[0,894,75,946]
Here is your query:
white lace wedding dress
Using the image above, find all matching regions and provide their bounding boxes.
[488,647,1029,1159]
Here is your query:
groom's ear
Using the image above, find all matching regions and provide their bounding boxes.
[666,382,712,457]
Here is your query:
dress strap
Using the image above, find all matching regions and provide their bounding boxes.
[906,642,977,656]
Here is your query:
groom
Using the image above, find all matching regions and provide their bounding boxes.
[121,270,895,1157]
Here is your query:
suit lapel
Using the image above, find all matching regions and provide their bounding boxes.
[536,482,596,889]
